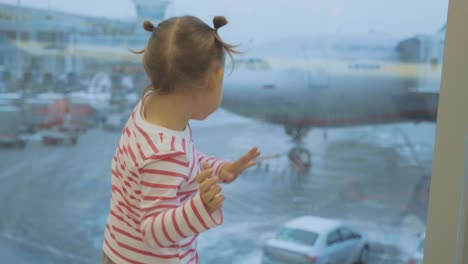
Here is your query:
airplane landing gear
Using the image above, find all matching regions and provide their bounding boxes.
[285,126,312,174]
[288,147,312,175]
[285,126,309,145]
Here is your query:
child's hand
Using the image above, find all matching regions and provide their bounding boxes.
[197,163,224,215]
[219,147,260,184]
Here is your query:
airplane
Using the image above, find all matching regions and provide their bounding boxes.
[220,29,444,173]
[7,30,442,162]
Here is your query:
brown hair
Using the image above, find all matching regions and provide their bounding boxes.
[130,15,240,95]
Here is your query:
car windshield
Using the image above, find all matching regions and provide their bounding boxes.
[276,228,319,246]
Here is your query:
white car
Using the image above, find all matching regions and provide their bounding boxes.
[406,232,425,264]
[261,216,369,264]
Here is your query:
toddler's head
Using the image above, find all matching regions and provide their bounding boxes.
[134,15,239,120]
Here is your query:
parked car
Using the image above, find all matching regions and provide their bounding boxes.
[262,216,369,264]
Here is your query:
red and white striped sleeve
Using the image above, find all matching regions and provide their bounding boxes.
[195,151,229,177]
[139,156,223,249]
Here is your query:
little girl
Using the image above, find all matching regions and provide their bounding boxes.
[100,15,260,264]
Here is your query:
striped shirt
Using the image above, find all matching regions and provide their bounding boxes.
[102,99,227,264]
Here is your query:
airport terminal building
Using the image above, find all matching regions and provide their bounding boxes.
[0,0,170,85]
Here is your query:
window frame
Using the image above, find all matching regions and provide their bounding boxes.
[423,0,468,263]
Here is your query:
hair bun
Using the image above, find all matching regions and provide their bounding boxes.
[213,16,228,30]
[143,20,155,32]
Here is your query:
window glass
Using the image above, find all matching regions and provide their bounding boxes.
[327,230,341,246]
[276,227,319,246]
[340,227,354,240]
[0,1,449,263]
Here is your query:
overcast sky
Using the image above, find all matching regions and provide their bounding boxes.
[0,0,449,44]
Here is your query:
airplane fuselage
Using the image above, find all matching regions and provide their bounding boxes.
[221,34,442,128]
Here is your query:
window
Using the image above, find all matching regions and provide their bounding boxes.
[38,31,55,42]
[327,230,342,246]
[20,32,29,41]
[5,31,15,39]
[0,1,454,263]
[339,227,354,240]
[276,228,319,246]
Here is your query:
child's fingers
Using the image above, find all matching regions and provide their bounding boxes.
[249,147,260,159]
[244,150,260,169]
[202,162,210,170]
[208,194,225,209]
[222,171,235,181]
[245,160,257,169]
[196,167,213,184]
[254,150,261,158]
[199,177,218,193]
[202,185,222,202]
[234,147,260,167]
[240,148,257,162]
[250,150,261,162]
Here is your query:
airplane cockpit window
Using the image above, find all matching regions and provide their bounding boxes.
[0,1,449,264]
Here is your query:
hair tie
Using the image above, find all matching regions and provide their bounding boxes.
[143,20,155,32]
[213,16,228,31]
